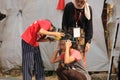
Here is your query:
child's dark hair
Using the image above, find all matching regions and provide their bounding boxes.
[45,19,56,31]
[60,33,72,41]
[51,24,56,31]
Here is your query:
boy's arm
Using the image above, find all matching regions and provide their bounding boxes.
[37,39,49,42]
[39,28,64,37]
[37,36,55,42]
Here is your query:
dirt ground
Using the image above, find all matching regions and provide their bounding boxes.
[18,75,58,80]
[0,69,118,80]
[45,76,57,80]
[0,74,117,80]
[0,75,58,80]
[0,74,118,80]
[18,74,117,80]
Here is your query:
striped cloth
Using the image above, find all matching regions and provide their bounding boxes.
[22,40,45,80]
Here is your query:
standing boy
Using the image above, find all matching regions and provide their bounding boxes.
[21,19,64,80]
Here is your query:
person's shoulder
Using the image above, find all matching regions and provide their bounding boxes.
[66,2,73,6]
[65,2,74,8]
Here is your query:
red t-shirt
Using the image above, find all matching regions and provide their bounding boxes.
[60,49,82,61]
[21,20,51,46]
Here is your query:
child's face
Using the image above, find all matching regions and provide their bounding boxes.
[59,40,66,51]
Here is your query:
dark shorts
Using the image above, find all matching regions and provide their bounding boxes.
[56,67,87,80]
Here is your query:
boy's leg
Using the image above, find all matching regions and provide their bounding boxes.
[34,47,45,80]
[22,40,34,80]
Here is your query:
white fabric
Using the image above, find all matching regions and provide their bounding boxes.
[116,18,120,48]
[106,0,114,4]
[0,0,109,71]
[106,0,120,19]
[106,0,120,49]
[84,3,91,20]
[86,0,109,71]
[106,0,120,68]
[113,18,120,68]
[39,42,59,70]
[0,0,63,71]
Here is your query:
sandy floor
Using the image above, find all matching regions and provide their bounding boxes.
[16,75,58,80]
[0,71,117,80]
[0,75,58,80]
[46,76,57,80]
[0,74,117,80]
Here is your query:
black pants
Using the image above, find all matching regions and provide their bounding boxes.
[22,40,45,80]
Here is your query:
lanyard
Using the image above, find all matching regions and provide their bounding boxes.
[75,10,82,27]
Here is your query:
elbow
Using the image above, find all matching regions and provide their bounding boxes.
[39,29,43,34]
[64,61,70,64]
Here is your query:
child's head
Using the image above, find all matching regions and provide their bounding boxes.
[49,24,56,32]
[45,19,56,32]
[59,34,73,50]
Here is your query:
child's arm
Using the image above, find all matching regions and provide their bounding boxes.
[37,36,55,42]
[64,40,76,64]
[50,50,61,63]
[39,28,64,37]
[37,39,49,42]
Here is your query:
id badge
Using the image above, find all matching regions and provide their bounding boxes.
[73,27,80,38]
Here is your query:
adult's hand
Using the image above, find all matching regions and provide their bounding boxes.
[55,32,65,37]
[85,42,90,52]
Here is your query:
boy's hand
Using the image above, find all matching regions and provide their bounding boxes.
[65,40,72,49]
[55,32,65,37]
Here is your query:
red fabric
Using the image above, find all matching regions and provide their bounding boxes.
[57,0,65,10]
[60,49,82,61]
[21,20,51,46]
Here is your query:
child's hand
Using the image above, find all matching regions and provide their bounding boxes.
[65,40,72,48]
